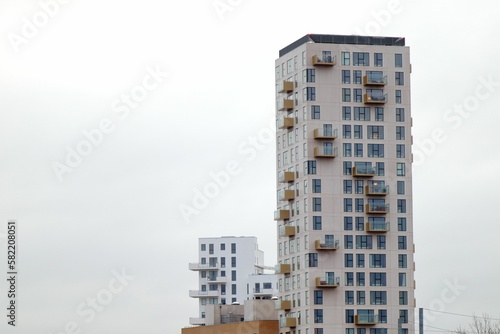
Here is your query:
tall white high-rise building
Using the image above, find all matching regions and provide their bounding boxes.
[274,34,415,334]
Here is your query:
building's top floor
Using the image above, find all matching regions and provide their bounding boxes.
[279,34,405,57]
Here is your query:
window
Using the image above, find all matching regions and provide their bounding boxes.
[313,216,322,230]
[314,309,323,323]
[313,198,322,211]
[368,144,384,157]
[343,106,352,120]
[345,272,354,286]
[355,217,364,231]
[396,144,405,158]
[357,291,366,305]
[355,198,364,212]
[315,329,324,334]
[400,310,408,323]
[307,253,318,267]
[345,254,353,267]
[375,107,384,121]
[342,88,351,102]
[399,273,407,286]
[379,310,388,323]
[397,162,406,176]
[346,309,354,323]
[344,217,353,230]
[376,162,385,176]
[370,273,387,286]
[353,88,363,102]
[356,235,372,249]
[398,199,407,213]
[355,180,364,194]
[344,198,353,212]
[310,105,321,119]
[345,291,354,305]
[200,271,207,278]
[353,52,369,66]
[370,254,386,268]
[312,179,321,193]
[209,244,214,254]
[377,235,386,249]
[354,107,370,121]
[344,235,353,249]
[356,272,365,286]
[395,53,403,67]
[395,72,404,85]
[304,87,316,101]
[231,270,236,281]
[343,143,352,157]
[356,254,365,268]
[314,290,323,304]
[367,126,384,139]
[398,236,407,250]
[201,244,206,251]
[343,125,352,139]
[220,243,225,251]
[399,291,408,305]
[231,284,236,294]
[396,108,405,121]
[306,160,317,174]
[342,70,351,84]
[354,125,363,139]
[398,254,408,268]
[342,52,350,66]
[396,126,405,140]
[375,53,383,67]
[370,291,387,305]
[354,143,363,157]
[343,161,352,175]
[353,70,362,84]
[396,90,402,104]
[344,180,353,194]
[304,69,316,83]
[231,257,236,267]
[231,243,236,254]
[398,218,407,231]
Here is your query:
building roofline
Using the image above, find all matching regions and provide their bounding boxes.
[279,34,405,57]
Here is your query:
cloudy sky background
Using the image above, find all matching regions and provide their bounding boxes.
[1,0,500,333]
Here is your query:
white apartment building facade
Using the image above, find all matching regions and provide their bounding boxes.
[189,236,276,326]
[274,34,415,334]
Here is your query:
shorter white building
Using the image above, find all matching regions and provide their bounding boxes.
[246,274,279,300]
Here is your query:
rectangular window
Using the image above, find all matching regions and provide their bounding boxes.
[395,72,404,85]
[398,236,407,249]
[370,254,387,268]
[396,126,405,140]
[399,273,407,286]
[355,180,364,194]
[344,217,353,230]
[396,144,405,158]
[314,290,323,304]
[356,254,365,268]
[343,106,352,120]
[395,53,403,67]
[231,243,236,254]
[398,254,408,268]
[355,217,364,231]
[356,235,372,249]
[354,88,362,102]
[345,291,354,305]
[343,143,352,157]
[367,126,384,139]
[313,198,322,211]
[342,70,351,84]
[344,235,353,249]
[377,235,386,249]
[307,253,318,267]
[356,272,365,286]
[342,88,351,102]
[397,162,406,176]
[304,68,316,83]
[354,107,370,121]
[208,244,214,254]
[396,108,405,121]
[370,273,387,286]
[306,160,317,174]
[231,270,236,281]
[375,107,384,121]
[345,272,354,286]
[220,243,225,251]
[344,180,353,194]
[344,161,352,175]
[375,53,383,67]
[346,309,354,323]
[313,216,322,230]
[400,310,409,323]
[376,162,385,176]
[312,179,321,193]
[354,143,363,157]
[201,244,206,251]
[311,105,320,119]
[231,284,237,294]
[344,198,353,212]
[343,125,352,139]
[399,291,408,305]
[342,52,350,66]
[353,70,362,84]
[379,310,388,324]
[370,291,387,305]
[231,257,236,267]
[354,125,363,139]
[355,198,364,212]
[357,291,366,305]
[396,90,402,104]
[368,144,384,157]
[397,199,406,213]
[398,218,407,231]
[345,254,353,267]
[353,52,369,66]
[305,87,316,101]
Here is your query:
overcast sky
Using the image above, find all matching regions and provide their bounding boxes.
[1,0,500,333]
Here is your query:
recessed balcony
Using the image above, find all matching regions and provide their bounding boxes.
[278,80,294,93]
[206,276,228,284]
[352,166,375,177]
[189,290,219,298]
[366,221,390,233]
[275,300,291,311]
[278,189,295,201]
[189,262,219,271]
[364,93,387,104]
[355,314,378,325]
[363,72,387,86]
[315,276,340,288]
[280,317,297,328]
[189,317,206,326]
[313,128,337,140]
[278,117,294,129]
[279,225,296,238]
[253,287,274,297]
[365,184,389,196]
[365,203,389,214]
[312,55,336,66]
[278,99,294,111]
[314,146,337,158]
[274,210,290,221]
[278,171,295,183]
[315,239,339,251]
[275,263,291,275]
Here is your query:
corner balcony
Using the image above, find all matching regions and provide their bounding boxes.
[364,93,387,104]
[355,314,378,325]
[315,239,339,250]
[313,128,337,140]
[363,72,387,86]
[189,262,219,271]
[189,290,219,298]
[365,184,389,196]
[253,287,275,297]
[278,117,294,129]
[280,317,297,328]
[366,221,390,233]
[206,276,228,284]
[274,209,290,221]
[278,189,295,201]
[275,263,291,275]
[314,146,337,158]
[352,166,375,177]
[278,99,294,111]
[278,171,295,183]
[365,203,389,214]
[278,80,294,93]
[189,317,206,326]
[279,225,296,238]
[315,276,340,288]
[275,300,291,311]
[312,55,336,66]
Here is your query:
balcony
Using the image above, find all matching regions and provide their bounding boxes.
[315,239,339,251]
[279,225,296,238]
[275,300,291,311]
[312,55,336,66]
[275,263,291,275]
[366,203,389,214]
[363,72,387,86]
[355,314,378,325]
[313,128,337,140]
[278,80,294,93]
[364,93,387,104]
[206,276,228,284]
[352,166,375,177]
[314,146,337,158]
[280,317,297,328]
[189,262,219,271]
[278,117,294,129]
[278,171,295,183]
[315,276,340,288]
[278,189,295,201]
[189,317,206,326]
[366,221,390,233]
[278,99,294,111]
[253,287,275,297]
[189,290,219,298]
[365,184,389,196]
[274,209,290,221]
